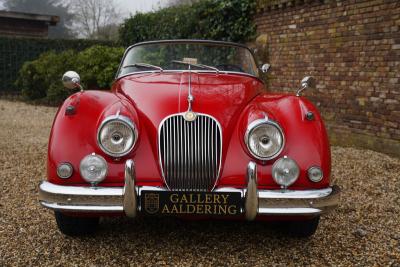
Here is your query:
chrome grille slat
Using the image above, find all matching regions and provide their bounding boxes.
[172,117,176,189]
[214,122,217,177]
[165,119,169,185]
[159,113,222,191]
[192,121,195,189]
[202,116,206,189]
[179,116,183,190]
[211,121,214,180]
[170,119,176,186]
[208,119,212,181]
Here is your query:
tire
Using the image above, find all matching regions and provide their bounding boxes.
[54,211,99,236]
[282,216,320,238]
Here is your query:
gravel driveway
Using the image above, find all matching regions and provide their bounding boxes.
[0,99,399,266]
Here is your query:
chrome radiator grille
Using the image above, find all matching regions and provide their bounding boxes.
[159,113,222,191]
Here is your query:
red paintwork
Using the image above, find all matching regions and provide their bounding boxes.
[47,72,331,194]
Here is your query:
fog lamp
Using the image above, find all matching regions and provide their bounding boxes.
[272,156,300,187]
[79,153,108,184]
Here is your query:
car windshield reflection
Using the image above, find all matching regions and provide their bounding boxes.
[118,41,258,77]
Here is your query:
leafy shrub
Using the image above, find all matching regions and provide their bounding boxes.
[76,46,125,89]
[119,0,257,46]
[0,36,116,93]
[16,62,47,100]
[16,50,76,101]
[16,45,124,105]
[46,81,72,105]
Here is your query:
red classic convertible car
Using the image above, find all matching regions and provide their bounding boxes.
[39,40,340,237]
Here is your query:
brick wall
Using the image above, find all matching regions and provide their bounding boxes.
[255,0,400,157]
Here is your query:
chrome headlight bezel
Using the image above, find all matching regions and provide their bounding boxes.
[244,117,285,160]
[97,115,137,157]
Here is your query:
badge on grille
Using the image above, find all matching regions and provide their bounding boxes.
[184,111,197,121]
[144,193,160,214]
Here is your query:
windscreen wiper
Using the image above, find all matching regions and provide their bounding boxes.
[172,60,219,73]
[123,63,163,71]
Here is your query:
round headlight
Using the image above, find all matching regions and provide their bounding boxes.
[245,118,284,160]
[308,166,323,182]
[57,163,73,179]
[98,115,137,157]
[79,154,108,184]
[272,156,300,187]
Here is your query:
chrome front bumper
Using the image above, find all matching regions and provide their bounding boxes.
[39,160,340,220]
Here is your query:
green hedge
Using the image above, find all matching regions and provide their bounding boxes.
[119,0,257,46]
[0,37,117,93]
[16,45,124,105]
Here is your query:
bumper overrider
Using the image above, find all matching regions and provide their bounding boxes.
[39,160,340,220]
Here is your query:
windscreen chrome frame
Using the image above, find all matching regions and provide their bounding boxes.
[115,39,261,81]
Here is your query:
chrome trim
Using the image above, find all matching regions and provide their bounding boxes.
[123,160,137,217]
[39,162,340,218]
[115,39,261,80]
[62,71,83,91]
[187,65,194,112]
[39,159,339,217]
[39,181,340,216]
[261,63,270,73]
[296,84,307,97]
[244,117,286,161]
[131,39,253,50]
[296,76,316,97]
[245,162,258,221]
[97,115,138,158]
[257,185,340,215]
[213,187,245,196]
[41,202,123,212]
[116,70,264,84]
[158,112,223,191]
[39,182,123,196]
[39,181,124,213]
[258,187,334,199]
[259,208,321,215]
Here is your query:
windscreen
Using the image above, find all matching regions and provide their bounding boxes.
[118,42,258,77]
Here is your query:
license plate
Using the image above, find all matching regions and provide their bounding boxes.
[140,191,242,216]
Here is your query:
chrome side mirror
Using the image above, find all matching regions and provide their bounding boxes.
[296,76,316,96]
[261,63,270,73]
[62,71,83,91]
